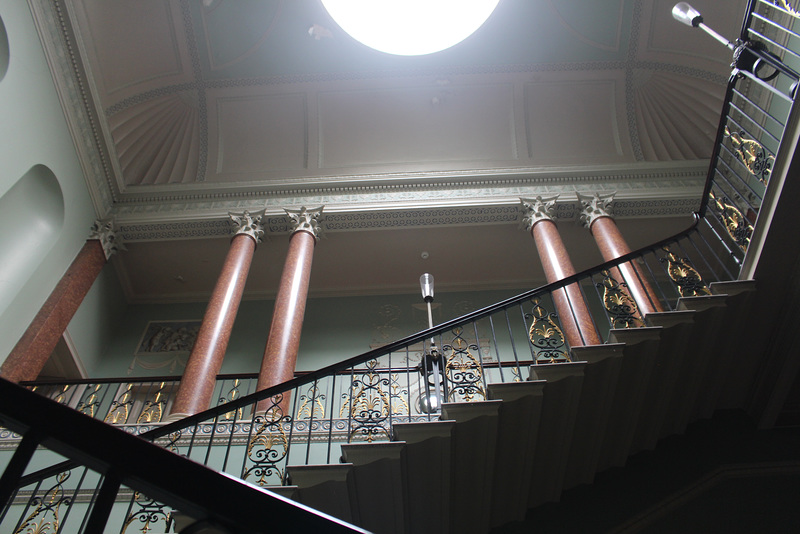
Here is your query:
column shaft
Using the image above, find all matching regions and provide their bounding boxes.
[532,220,602,347]
[1,240,107,383]
[590,217,664,315]
[256,230,316,413]
[170,233,257,416]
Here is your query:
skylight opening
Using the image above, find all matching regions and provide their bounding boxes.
[320,0,501,56]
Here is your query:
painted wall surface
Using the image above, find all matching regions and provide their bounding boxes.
[65,264,128,374]
[0,1,99,362]
[91,288,529,379]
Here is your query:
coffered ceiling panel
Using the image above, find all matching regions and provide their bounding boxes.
[524,77,628,163]
[318,83,516,169]
[212,92,308,177]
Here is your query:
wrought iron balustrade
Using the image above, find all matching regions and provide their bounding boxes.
[23,375,259,431]
[700,0,800,262]
[3,2,800,531]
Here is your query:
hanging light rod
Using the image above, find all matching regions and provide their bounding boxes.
[672,2,735,50]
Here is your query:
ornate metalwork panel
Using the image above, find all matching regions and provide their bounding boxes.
[724,125,774,185]
[13,471,71,534]
[104,384,134,424]
[121,492,173,534]
[660,246,712,297]
[598,270,644,329]
[709,191,752,251]
[137,382,167,424]
[442,328,486,402]
[340,360,408,442]
[219,379,244,421]
[296,383,326,420]
[242,396,290,486]
[526,298,570,363]
[76,384,102,417]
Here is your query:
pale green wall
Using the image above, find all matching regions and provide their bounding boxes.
[90,288,527,379]
[65,264,128,374]
[0,1,99,362]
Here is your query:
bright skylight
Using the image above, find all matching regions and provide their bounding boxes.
[320,0,501,56]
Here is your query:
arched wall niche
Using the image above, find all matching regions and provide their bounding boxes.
[0,14,8,82]
[0,165,65,307]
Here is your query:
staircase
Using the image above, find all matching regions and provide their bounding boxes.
[263,280,758,534]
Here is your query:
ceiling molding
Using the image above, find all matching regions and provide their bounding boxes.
[117,196,699,243]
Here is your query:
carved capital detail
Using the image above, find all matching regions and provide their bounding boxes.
[229,209,266,243]
[577,192,616,229]
[520,196,559,231]
[285,206,325,240]
[89,219,122,260]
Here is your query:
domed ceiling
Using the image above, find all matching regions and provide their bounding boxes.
[32,0,748,299]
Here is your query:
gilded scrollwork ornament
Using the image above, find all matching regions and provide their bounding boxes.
[341,359,408,441]
[598,270,644,329]
[137,382,167,423]
[442,327,485,402]
[526,299,570,363]
[724,126,774,185]
[708,191,752,251]
[660,246,711,297]
[243,396,290,486]
[14,471,72,534]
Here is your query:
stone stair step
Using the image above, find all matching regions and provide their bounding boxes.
[487,380,546,527]
[393,421,455,534]
[527,362,586,507]
[341,442,407,534]
[441,400,503,534]
[563,344,625,489]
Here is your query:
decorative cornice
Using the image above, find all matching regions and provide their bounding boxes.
[577,192,616,228]
[115,198,700,242]
[520,196,559,231]
[229,209,265,244]
[285,206,324,240]
[88,218,122,260]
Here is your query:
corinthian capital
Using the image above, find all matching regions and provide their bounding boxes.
[285,206,324,240]
[229,209,265,243]
[89,218,122,260]
[520,196,559,231]
[577,192,616,229]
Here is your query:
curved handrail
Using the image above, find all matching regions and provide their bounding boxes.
[142,215,703,441]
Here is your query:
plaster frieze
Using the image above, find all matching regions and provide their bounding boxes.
[116,198,699,243]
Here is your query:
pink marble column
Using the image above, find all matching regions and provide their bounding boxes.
[169,211,264,418]
[256,206,323,414]
[522,197,601,348]
[1,220,119,383]
[578,193,664,316]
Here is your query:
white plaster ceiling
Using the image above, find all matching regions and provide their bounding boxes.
[37,0,748,300]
